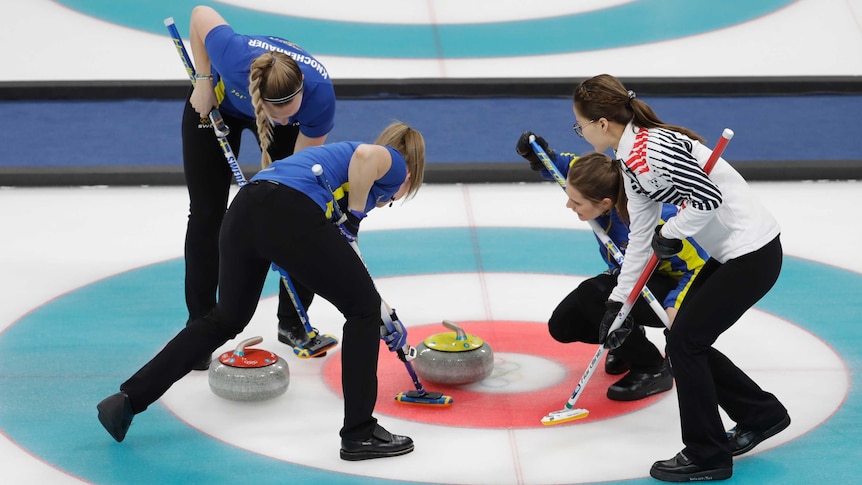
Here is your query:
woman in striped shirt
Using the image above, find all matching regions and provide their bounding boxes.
[571,74,790,482]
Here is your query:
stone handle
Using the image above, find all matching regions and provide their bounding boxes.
[233,336,264,356]
[442,320,467,341]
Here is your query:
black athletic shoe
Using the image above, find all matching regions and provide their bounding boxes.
[607,360,673,401]
[604,352,631,375]
[340,425,414,461]
[278,322,330,358]
[192,354,212,371]
[727,413,791,456]
[97,392,134,442]
[278,322,312,348]
[650,451,732,482]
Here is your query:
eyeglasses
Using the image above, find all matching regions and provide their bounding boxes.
[572,119,596,138]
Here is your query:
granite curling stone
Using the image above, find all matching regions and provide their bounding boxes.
[208,336,289,401]
[414,320,494,385]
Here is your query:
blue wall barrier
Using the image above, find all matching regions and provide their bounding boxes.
[2,94,860,185]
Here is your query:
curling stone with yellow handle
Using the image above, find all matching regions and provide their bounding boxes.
[414,320,494,385]
[208,336,289,401]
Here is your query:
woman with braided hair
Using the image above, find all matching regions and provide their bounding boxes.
[183,5,335,369]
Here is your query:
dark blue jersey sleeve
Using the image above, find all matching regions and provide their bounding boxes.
[655,204,710,309]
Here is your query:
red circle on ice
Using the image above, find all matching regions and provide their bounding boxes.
[322,321,670,428]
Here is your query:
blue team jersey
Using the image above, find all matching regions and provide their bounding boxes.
[251,142,407,219]
[205,25,335,138]
[547,151,709,310]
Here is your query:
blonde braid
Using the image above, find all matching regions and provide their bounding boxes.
[249,53,277,168]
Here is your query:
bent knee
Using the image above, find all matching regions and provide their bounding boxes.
[548,314,591,344]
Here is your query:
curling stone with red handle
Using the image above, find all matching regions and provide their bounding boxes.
[413,320,494,385]
[208,336,289,401]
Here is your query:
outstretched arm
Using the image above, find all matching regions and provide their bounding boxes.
[188,6,227,116]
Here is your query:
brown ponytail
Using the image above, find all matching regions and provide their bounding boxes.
[574,74,705,143]
[566,152,629,223]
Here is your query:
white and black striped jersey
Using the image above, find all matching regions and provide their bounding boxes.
[608,122,780,305]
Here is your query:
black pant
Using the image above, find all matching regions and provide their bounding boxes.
[667,236,786,467]
[548,272,676,370]
[122,182,383,440]
[181,95,305,325]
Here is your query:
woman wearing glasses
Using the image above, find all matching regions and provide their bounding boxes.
[570,73,789,482]
[515,132,708,403]
[183,5,336,368]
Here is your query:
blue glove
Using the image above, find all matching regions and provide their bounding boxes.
[599,300,634,350]
[381,309,408,353]
[338,209,365,242]
[652,224,683,260]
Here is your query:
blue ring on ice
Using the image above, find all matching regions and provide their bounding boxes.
[54,0,795,58]
[0,227,856,484]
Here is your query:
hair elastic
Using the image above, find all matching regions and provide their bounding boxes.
[627,90,636,100]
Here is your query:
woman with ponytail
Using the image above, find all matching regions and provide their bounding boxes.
[99,121,426,461]
[183,5,336,368]
[514,136,707,403]
[572,74,789,482]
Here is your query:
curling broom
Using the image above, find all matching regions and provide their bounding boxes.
[164,16,337,359]
[311,163,453,406]
[537,128,734,425]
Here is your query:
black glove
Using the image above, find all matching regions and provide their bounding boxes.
[651,224,683,260]
[515,131,554,171]
[338,209,365,242]
[599,300,634,350]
